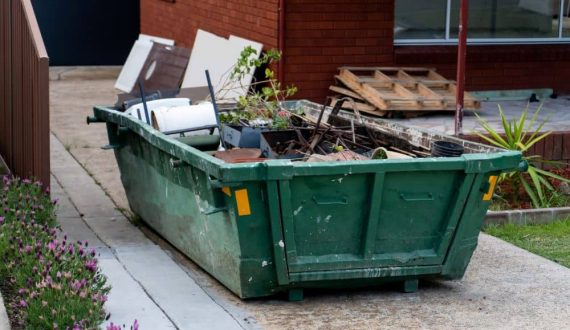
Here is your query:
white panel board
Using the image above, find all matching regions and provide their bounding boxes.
[138,34,175,46]
[115,34,176,93]
[115,40,153,92]
[181,30,264,101]
[181,30,230,90]
[221,35,263,100]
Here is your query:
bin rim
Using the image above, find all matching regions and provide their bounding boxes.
[93,104,522,183]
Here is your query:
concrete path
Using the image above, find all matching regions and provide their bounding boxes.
[0,293,9,330]
[48,67,570,330]
[51,134,245,330]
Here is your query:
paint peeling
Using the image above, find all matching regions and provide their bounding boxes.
[325,215,332,223]
[278,240,285,248]
[248,277,253,282]
[261,260,268,267]
[293,205,303,216]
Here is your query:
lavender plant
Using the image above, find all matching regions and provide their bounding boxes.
[0,176,111,329]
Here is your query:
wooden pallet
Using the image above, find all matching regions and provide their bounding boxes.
[330,67,480,115]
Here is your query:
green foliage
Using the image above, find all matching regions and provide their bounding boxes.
[223,46,298,128]
[475,105,570,208]
[0,176,111,329]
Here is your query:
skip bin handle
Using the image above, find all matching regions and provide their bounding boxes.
[312,195,348,205]
[170,158,187,168]
[399,192,434,202]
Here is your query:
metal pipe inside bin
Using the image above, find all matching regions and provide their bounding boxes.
[137,80,151,125]
[205,70,227,149]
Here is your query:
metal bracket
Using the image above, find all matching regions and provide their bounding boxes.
[101,144,121,150]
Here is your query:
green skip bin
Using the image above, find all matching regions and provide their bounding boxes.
[90,100,523,300]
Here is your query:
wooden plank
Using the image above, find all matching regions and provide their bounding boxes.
[337,69,390,110]
[329,85,364,101]
[340,66,436,72]
[330,97,387,117]
[338,67,481,113]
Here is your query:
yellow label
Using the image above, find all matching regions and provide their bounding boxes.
[235,189,251,216]
[221,187,231,196]
[483,176,498,201]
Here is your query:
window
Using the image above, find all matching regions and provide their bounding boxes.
[395,0,570,44]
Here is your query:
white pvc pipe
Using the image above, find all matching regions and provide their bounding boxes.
[151,102,218,136]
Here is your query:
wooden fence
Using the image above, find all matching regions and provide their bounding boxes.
[0,0,50,186]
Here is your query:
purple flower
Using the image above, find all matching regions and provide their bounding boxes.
[71,280,82,291]
[22,179,32,184]
[47,241,56,251]
[133,319,139,330]
[106,323,120,330]
[85,259,97,272]
[19,300,27,308]
[0,216,4,224]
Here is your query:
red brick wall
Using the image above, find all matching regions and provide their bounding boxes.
[283,0,395,101]
[395,45,570,95]
[140,0,570,101]
[140,0,279,49]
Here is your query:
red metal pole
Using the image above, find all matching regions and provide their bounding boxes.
[455,0,469,136]
[278,0,285,82]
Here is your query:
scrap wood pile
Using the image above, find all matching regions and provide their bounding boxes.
[329,67,481,118]
[214,101,434,164]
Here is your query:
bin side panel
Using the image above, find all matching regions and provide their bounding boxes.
[282,168,473,276]
[375,170,466,255]
[441,173,492,279]
[115,132,244,295]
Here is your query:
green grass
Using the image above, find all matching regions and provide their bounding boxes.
[484,218,570,268]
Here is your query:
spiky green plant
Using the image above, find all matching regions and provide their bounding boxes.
[475,104,570,208]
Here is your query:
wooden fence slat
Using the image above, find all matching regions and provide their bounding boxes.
[0,0,50,186]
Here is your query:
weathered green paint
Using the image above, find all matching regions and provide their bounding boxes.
[92,104,522,299]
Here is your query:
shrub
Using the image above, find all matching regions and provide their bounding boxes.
[475,105,570,208]
[0,176,111,329]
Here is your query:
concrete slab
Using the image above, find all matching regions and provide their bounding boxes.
[115,246,243,330]
[50,78,130,212]
[50,135,125,218]
[0,291,10,330]
[50,66,121,81]
[98,249,176,330]
[83,216,151,247]
[390,98,570,135]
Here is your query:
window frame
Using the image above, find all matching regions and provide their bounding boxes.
[394,0,570,45]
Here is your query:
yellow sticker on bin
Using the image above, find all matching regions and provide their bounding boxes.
[483,176,498,201]
[235,189,251,216]
[222,187,231,196]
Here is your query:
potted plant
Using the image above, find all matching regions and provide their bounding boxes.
[218,47,298,148]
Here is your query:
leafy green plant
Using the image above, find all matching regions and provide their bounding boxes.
[0,176,111,329]
[475,104,570,208]
[219,46,298,129]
